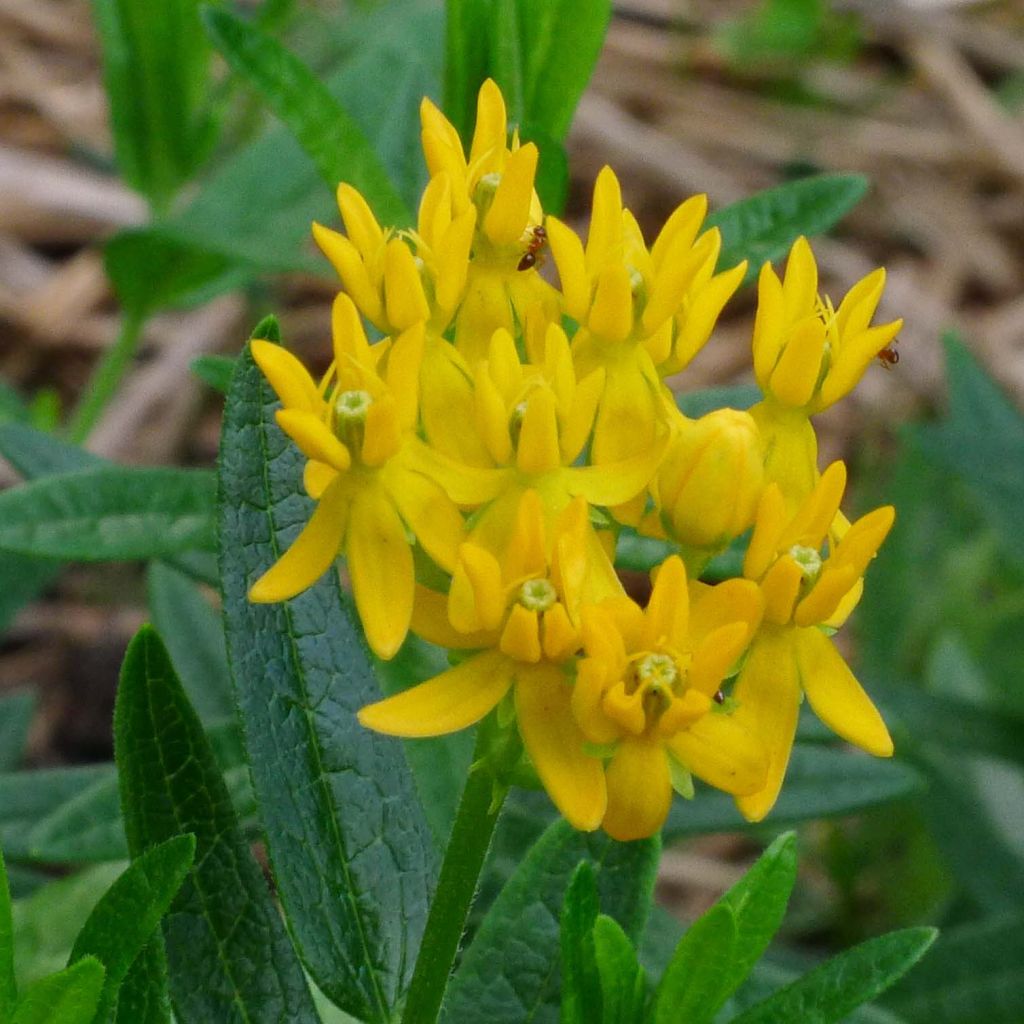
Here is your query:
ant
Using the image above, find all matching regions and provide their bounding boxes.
[517,224,547,271]
[877,340,899,370]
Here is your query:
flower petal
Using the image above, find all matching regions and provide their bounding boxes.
[411,585,496,650]
[667,713,767,796]
[732,629,801,822]
[251,339,321,413]
[359,649,513,736]
[516,664,607,831]
[795,627,893,756]
[383,463,464,572]
[347,485,414,659]
[603,738,672,841]
[276,409,351,472]
[249,478,349,603]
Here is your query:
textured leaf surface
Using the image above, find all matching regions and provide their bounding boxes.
[70,835,195,1024]
[203,8,409,225]
[112,937,171,1024]
[442,820,659,1024]
[664,745,923,839]
[707,174,868,279]
[0,467,216,561]
[560,864,601,1024]
[592,916,645,1024]
[11,957,104,1024]
[115,626,318,1023]
[217,341,434,1021]
[729,928,936,1024]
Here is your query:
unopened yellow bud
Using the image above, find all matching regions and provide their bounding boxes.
[658,409,764,549]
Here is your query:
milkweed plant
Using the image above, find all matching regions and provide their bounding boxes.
[0,3,956,1023]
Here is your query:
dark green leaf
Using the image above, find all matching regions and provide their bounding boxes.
[11,957,105,1024]
[489,0,525,125]
[881,915,1024,1024]
[203,8,409,225]
[91,0,215,209]
[592,916,645,1024]
[146,562,233,724]
[707,174,868,279]
[112,937,170,1024]
[217,337,434,1021]
[717,833,798,993]
[653,904,737,1024]
[0,467,216,561]
[442,819,659,1024]
[729,927,936,1024]
[1,848,15,1020]
[70,836,195,1024]
[916,333,1024,567]
[0,691,36,771]
[189,356,236,396]
[518,0,611,141]
[114,626,318,1022]
[664,745,924,839]
[560,863,601,1024]
[444,0,491,143]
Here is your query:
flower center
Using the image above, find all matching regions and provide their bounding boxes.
[518,577,557,612]
[789,544,822,580]
[636,652,678,690]
[334,389,373,449]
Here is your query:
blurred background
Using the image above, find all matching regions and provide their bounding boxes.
[1,0,1023,1018]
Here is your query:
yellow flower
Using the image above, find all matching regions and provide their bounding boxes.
[733,460,896,821]
[546,167,746,463]
[247,296,466,660]
[419,79,559,363]
[411,320,667,558]
[572,556,766,840]
[749,236,902,506]
[358,491,622,831]
[641,407,765,552]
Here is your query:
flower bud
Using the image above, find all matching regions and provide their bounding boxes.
[658,409,764,549]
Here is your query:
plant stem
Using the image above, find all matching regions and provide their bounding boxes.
[68,312,145,443]
[401,732,505,1024]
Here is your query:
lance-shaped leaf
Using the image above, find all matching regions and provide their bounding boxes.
[442,819,659,1024]
[115,626,318,1023]
[592,916,646,1024]
[112,937,171,1024]
[1,848,15,1019]
[69,835,195,1024]
[0,467,216,561]
[217,334,435,1022]
[560,864,602,1024]
[11,957,104,1024]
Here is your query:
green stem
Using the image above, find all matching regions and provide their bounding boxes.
[68,312,145,443]
[401,731,505,1024]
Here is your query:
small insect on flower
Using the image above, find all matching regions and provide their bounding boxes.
[517,224,547,271]
[877,340,900,370]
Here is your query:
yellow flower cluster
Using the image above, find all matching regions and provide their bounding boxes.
[248,80,901,841]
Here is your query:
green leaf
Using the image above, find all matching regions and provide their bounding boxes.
[560,864,601,1024]
[444,0,491,143]
[112,937,170,1024]
[1,849,15,1020]
[146,562,233,725]
[114,626,319,1022]
[518,0,611,141]
[69,836,195,1024]
[592,916,645,1024]
[677,384,761,418]
[91,0,215,210]
[916,333,1024,567]
[653,904,738,1024]
[0,467,216,561]
[442,819,659,1024]
[707,174,868,279]
[881,914,1024,1024]
[728,927,937,1024]
[11,957,105,1024]
[664,745,924,839]
[203,8,410,225]
[217,336,434,1021]
[189,356,235,396]
[489,0,525,125]
[0,691,36,771]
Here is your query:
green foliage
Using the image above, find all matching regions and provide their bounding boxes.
[68,836,195,1024]
[115,626,319,1022]
[707,174,868,280]
[111,939,170,1024]
[189,355,235,396]
[592,916,646,1024]
[441,820,659,1024]
[91,0,217,211]
[202,8,411,226]
[1,851,15,1020]
[0,694,35,773]
[560,865,602,1024]
[0,468,216,561]
[217,332,435,1021]
[10,957,105,1024]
